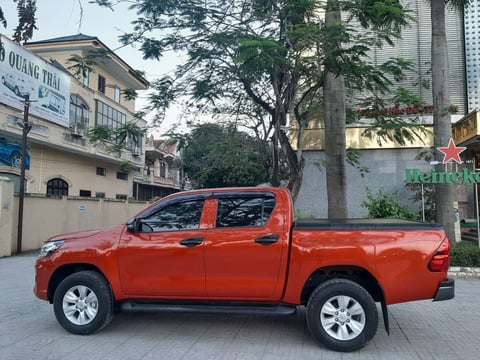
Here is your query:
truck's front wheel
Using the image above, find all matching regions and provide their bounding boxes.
[53,271,113,335]
[306,279,378,352]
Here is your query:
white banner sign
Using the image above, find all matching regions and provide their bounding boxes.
[0,34,70,127]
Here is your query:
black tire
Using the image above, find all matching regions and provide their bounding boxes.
[306,279,378,352]
[53,271,114,335]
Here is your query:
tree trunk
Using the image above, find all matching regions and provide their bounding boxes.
[270,122,281,187]
[431,1,456,242]
[323,5,348,219]
[277,122,304,202]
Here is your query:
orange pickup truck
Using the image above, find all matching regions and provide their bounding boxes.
[34,187,454,352]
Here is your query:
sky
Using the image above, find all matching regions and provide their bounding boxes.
[1,0,184,135]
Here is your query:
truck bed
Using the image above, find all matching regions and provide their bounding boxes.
[294,218,443,231]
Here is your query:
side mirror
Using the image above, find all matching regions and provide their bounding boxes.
[126,219,140,233]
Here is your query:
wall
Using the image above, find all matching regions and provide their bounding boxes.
[296,148,472,219]
[354,0,465,114]
[0,177,14,257]
[27,144,133,198]
[27,50,136,113]
[0,179,150,256]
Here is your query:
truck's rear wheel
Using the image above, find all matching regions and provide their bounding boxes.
[306,279,378,352]
[53,271,113,335]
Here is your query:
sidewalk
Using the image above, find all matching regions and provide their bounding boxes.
[1,253,480,360]
[448,266,480,278]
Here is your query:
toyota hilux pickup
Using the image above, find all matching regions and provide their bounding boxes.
[34,187,454,352]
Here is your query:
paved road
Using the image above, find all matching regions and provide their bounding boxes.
[1,253,479,360]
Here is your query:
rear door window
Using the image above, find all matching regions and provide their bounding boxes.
[216,196,276,228]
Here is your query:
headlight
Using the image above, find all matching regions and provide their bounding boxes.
[38,240,65,258]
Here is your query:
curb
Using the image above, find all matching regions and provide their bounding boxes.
[448,267,480,279]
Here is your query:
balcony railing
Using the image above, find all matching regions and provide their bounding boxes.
[154,175,176,186]
[64,133,87,147]
[139,173,180,188]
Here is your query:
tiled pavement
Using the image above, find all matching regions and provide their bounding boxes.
[0,253,479,360]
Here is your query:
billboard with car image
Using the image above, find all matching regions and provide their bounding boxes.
[0,34,70,127]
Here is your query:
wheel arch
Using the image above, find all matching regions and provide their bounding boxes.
[47,264,112,303]
[301,266,383,304]
[300,265,390,335]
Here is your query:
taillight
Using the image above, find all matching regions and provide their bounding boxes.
[428,238,451,272]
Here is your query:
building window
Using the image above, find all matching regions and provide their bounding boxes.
[46,178,69,196]
[160,162,166,178]
[98,74,106,94]
[116,194,127,200]
[95,100,127,143]
[70,95,89,133]
[83,67,90,87]
[116,172,128,180]
[127,133,142,152]
[96,167,106,176]
[79,190,91,197]
[114,86,121,103]
[96,192,106,198]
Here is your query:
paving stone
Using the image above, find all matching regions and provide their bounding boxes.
[0,253,479,360]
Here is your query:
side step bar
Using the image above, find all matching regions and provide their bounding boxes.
[119,301,297,316]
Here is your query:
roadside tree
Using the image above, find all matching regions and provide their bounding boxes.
[177,123,269,188]
[92,0,414,211]
[430,0,471,242]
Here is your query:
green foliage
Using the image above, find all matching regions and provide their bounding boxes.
[88,123,145,153]
[87,126,112,142]
[122,88,137,101]
[120,160,131,172]
[346,149,370,177]
[180,123,269,188]
[91,0,415,198]
[114,122,145,146]
[450,242,480,267]
[105,143,124,156]
[66,50,111,78]
[361,117,432,146]
[0,7,7,28]
[0,1,38,42]
[406,182,436,222]
[12,0,37,43]
[66,54,97,78]
[362,188,420,220]
[295,209,314,221]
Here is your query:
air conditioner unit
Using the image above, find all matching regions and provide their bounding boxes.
[71,124,83,137]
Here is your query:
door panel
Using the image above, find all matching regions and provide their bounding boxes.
[118,230,206,297]
[118,198,207,297]
[204,195,288,299]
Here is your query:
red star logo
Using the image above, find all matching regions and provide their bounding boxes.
[438,138,466,164]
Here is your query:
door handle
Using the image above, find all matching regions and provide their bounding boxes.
[255,235,279,246]
[180,237,204,248]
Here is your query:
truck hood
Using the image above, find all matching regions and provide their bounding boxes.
[48,227,114,241]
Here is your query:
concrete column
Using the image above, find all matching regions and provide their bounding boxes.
[0,177,14,257]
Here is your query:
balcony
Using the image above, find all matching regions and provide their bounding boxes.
[154,175,177,187]
[453,110,480,146]
[138,173,180,189]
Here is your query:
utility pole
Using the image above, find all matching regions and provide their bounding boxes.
[16,95,31,254]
